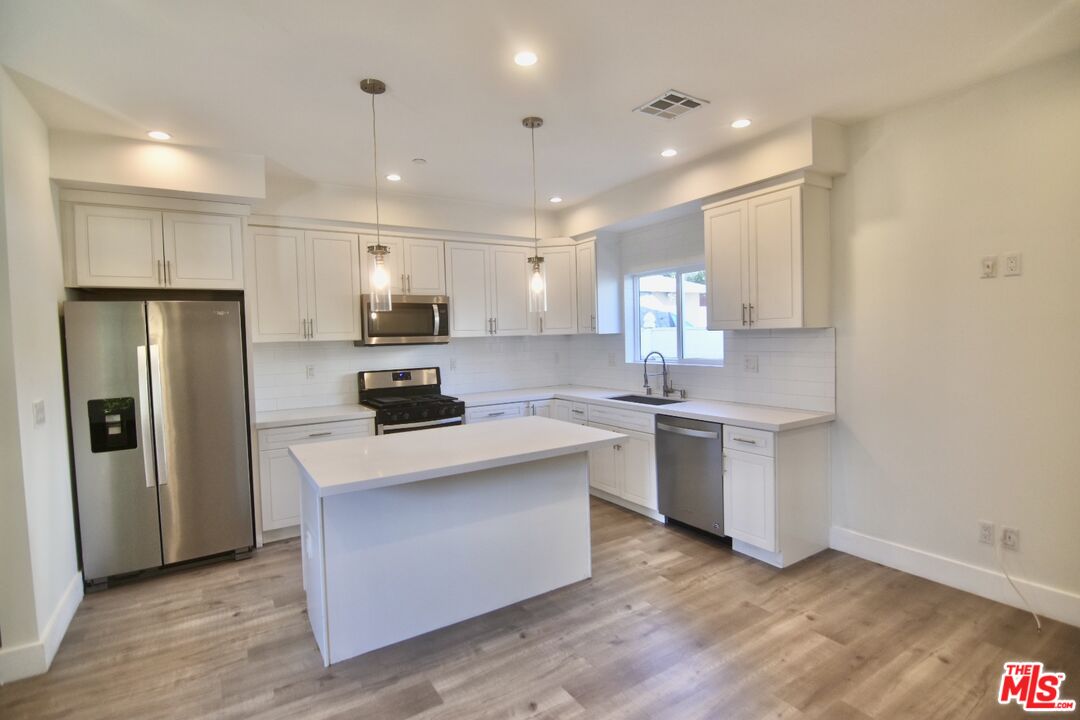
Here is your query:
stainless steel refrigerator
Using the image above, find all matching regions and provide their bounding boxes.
[64,301,253,584]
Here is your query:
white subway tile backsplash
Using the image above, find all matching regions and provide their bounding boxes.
[251,328,835,414]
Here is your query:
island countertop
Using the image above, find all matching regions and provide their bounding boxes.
[290,416,624,498]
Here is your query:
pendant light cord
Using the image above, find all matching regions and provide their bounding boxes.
[371,92,381,246]
[531,126,538,251]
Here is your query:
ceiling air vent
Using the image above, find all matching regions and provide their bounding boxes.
[633,90,709,119]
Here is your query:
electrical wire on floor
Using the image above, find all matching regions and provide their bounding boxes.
[996,540,1042,632]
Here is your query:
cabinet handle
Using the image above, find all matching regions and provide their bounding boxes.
[401,274,406,292]
[742,303,748,326]
[486,411,506,417]
[748,304,755,327]
[307,431,332,438]
[591,314,596,331]
[407,274,412,293]
[157,260,164,285]
[494,318,498,334]
[571,408,585,416]
[539,316,544,334]
[301,319,306,339]
[166,260,172,286]
[731,436,758,445]
[614,444,622,451]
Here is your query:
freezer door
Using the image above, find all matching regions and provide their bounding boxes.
[147,301,253,564]
[64,301,163,580]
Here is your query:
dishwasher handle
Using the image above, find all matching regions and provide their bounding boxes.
[656,422,719,440]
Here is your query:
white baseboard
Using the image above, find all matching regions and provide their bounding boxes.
[0,571,83,685]
[830,527,1080,629]
[589,488,664,523]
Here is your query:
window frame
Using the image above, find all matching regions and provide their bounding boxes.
[630,264,724,366]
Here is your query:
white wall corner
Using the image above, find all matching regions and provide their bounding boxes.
[830,526,1080,629]
[0,571,82,685]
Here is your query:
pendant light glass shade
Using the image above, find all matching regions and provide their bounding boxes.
[523,116,546,313]
[362,78,392,314]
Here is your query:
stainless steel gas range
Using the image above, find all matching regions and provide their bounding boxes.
[358,367,466,434]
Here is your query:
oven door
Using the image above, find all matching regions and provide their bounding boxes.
[378,416,464,435]
[361,295,450,345]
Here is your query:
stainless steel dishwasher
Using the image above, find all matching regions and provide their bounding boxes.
[655,415,725,536]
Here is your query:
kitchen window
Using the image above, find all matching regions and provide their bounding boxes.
[632,266,724,364]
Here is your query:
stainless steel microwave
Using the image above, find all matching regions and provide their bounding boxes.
[358,295,450,345]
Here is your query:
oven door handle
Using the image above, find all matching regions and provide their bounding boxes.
[432,303,440,337]
[378,416,463,434]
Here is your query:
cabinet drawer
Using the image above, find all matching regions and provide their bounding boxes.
[568,402,589,424]
[723,425,774,457]
[588,404,654,434]
[259,419,373,450]
[466,402,525,423]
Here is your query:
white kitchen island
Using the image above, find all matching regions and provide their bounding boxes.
[289,416,624,665]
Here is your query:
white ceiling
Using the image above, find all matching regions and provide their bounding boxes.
[2,0,1078,210]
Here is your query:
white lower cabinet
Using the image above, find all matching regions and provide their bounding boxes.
[587,411,658,514]
[527,400,552,417]
[720,423,829,567]
[723,449,777,552]
[465,402,526,423]
[257,419,374,533]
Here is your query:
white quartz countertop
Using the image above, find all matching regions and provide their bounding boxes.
[290,416,623,497]
[456,385,834,432]
[255,404,375,430]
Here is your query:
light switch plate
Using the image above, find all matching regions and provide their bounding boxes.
[744,355,759,373]
[981,256,998,278]
[1004,252,1022,276]
[305,364,315,380]
[32,400,45,426]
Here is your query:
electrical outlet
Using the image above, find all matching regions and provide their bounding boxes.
[744,355,759,373]
[978,521,995,546]
[607,352,617,367]
[981,256,998,278]
[1002,527,1020,551]
[1004,252,1022,277]
[305,364,315,380]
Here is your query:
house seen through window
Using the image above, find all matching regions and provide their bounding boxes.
[635,267,724,363]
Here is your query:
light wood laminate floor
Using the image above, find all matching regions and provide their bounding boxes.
[2,498,1077,719]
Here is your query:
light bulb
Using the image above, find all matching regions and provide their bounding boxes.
[371,262,390,290]
[531,269,545,293]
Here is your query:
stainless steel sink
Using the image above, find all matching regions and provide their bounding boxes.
[607,394,685,406]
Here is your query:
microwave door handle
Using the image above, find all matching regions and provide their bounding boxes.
[137,345,156,488]
[149,344,169,486]
[432,304,440,336]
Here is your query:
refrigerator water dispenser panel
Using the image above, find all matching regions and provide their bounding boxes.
[87,397,137,453]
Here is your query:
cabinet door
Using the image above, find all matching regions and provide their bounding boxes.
[73,205,164,288]
[723,449,777,551]
[445,242,491,337]
[704,201,750,330]
[748,186,801,329]
[248,227,308,342]
[306,231,362,341]
[162,212,244,289]
[619,429,658,510]
[540,246,577,334]
[259,448,302,531]
[586,426,619,495]
[403,238,446,295]
[552,400,572,422]
[530,400,552,417]
[359,235,405,293]
[575,242,597,333]
[490,245,533,336]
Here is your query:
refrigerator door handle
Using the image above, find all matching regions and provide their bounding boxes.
[137,345,156,488]
[149,344,169,486]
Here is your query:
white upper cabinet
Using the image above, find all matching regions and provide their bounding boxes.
[162,212,244,289]
[402,238,446,295]
[538,246,577,335]
[574,235,621,334]
[445,242,533,337]
[246,228,361,343]
[73,205,165,288]
[444,242,491,337]
[70,204,244,290]
[359,236,445,296]
[704,178,830,330]
[306,231,363,341]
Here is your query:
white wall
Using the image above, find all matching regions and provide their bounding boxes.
[49,129,266,201]
[830,51,1080,623]
[0,68,81,683]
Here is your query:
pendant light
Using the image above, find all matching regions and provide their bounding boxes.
[361,78,392,313]
[523,116,547,313]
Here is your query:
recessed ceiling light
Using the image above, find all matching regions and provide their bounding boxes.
[731,118,752,129]
[514,51,538,67]
[549,196,563,203]
[147,130,171,141]
[386,173,401,182]
[660,148,678,158]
